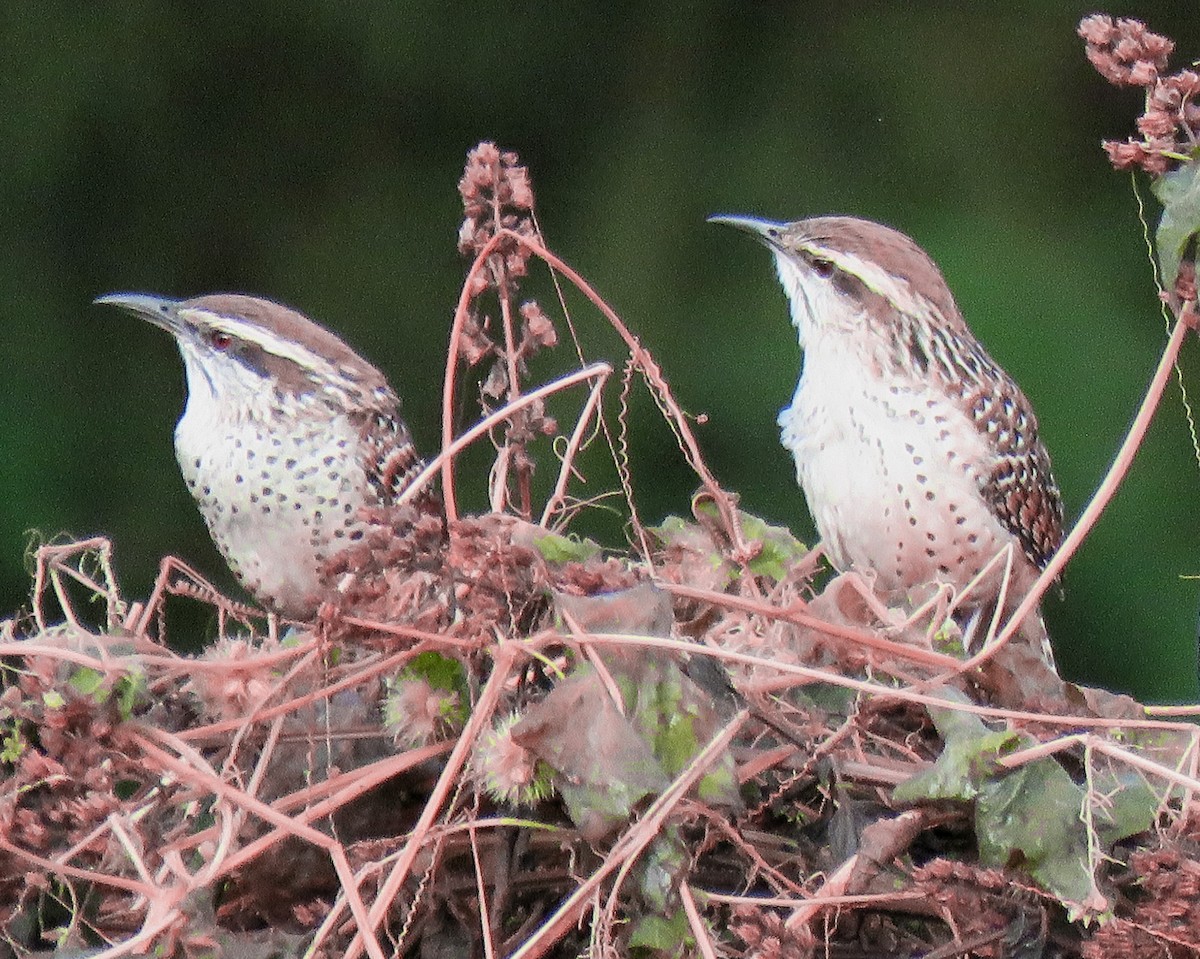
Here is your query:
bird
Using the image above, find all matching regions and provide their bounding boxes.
[709,214,1064,659]
[96,293,432,617]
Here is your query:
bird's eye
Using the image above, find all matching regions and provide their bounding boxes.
[209,330,233,350]
[811,257,836,279]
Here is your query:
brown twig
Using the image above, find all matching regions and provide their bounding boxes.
[508,709,749,959]
[343,641,519,959]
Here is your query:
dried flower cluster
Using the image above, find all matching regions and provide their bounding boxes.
[1079,14,1200,175]
[441,514,635,641]
[457,141,537,291]
[183,636,276,721]
[454,143,561,515]
[1082,845,1200,957]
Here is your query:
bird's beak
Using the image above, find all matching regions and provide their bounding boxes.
[94,293,186,336]
[707,214,786,250]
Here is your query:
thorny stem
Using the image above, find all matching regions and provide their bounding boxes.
[989,299,1198,653]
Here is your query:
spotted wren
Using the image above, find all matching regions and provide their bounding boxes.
[97,293,431,617]
[710,215,1064,659]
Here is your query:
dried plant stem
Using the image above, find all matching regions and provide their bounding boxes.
[508,709,749,959]
[705,890,927,909]
[0,642,108,671]
[175,645,422,742]
[495,286,534,516]
[343,642,518,959]
[660,581,961,670]
[32,538,123,632]
[441,228,518,520]
[999,730,1200,798]
[680,883,719,959]
[440,227,747,559]
[136,555,261,635]
[555,628,1192,730]
[518,233,748,558]
[0,834,151,897]
[424,356,611,516]
[782,808,916,932]
[469,823,498,959]
[134,728,386,959]
[538,365,610,528]
[210,742,454,881]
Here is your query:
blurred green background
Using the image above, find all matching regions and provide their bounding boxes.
[2,2,1197,701]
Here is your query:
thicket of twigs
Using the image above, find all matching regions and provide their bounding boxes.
[4,15,1200,959]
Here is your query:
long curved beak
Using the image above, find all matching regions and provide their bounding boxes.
[707,214,786,249]
[94,293,186,336]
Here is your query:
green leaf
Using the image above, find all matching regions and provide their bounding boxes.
[402,651,467,696]
[648,515,726,574]
[1,725,25,763]
[1089,766,1159,845]
[65,664,145,715]
[628,657,742,809]
[975,759,1089,897]
[1153,157,1200,292]
[385,652,470,746]
[68,667,106,699]
[738,511,808,582]
[900,702,1095,901]
[512,669,670,838]
[792,682,857,717]
[533,531,600,563]
[649,515,691,539]
[652,507,808,585]
[894,701,1022,803]
[113,671,147,719]
[629,908,692,956]
[638,827,688,914]
[896,696,1161,916]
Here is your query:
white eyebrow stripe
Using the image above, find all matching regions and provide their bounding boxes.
[179,307,339,379]
[804,245,924,317]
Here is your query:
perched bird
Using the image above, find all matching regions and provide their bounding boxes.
[97,293,430,617]
[710,215,1064,658]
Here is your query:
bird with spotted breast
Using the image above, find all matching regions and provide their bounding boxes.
[710,214,1064,661]
[97,293,434,618]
